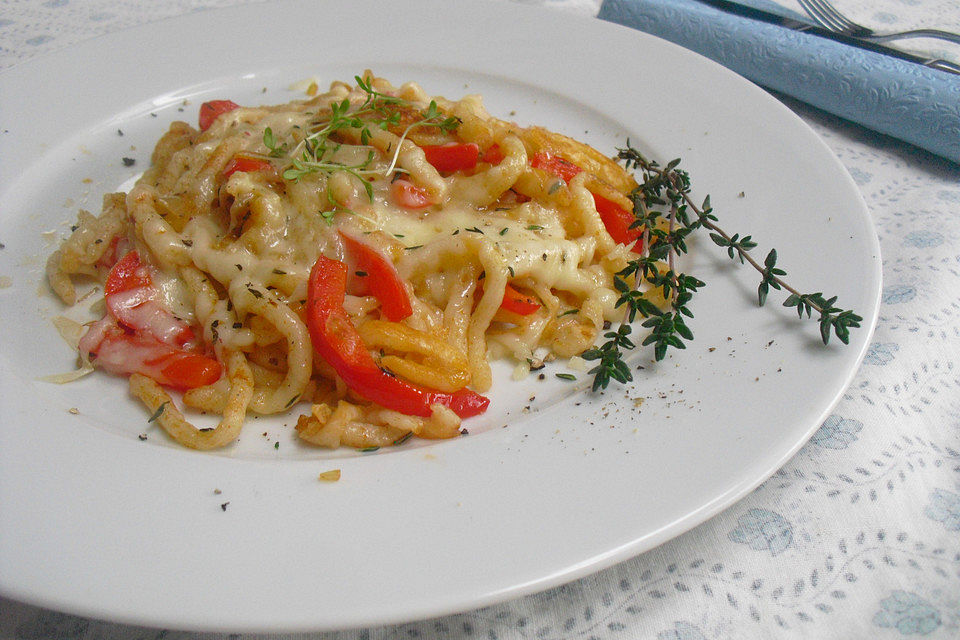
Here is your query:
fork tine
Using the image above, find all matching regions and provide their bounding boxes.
[799,0,960,45]
[797,0,846,32]
[809,0,859,32]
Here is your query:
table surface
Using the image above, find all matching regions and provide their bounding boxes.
[2,1,959,638]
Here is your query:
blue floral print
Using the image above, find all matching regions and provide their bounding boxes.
[924,489,960,531]
[657,621,708,640]
[864,342,899,365]
[903,230,944,248]
[873,591,941,635]
[728,508,793,556]
[882,285,916,304]
[24,35,54,46]
[811,415,863,449]
[848,167,873,185]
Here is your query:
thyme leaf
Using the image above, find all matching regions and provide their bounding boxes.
[147,402,168,423]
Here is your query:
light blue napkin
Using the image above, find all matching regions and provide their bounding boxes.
[597,0,960,162]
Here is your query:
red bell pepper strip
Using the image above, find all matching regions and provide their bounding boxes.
[222,155,273,179]
[531,152,643,253]
[79,315,222,391]
[482,143,505,165]
[593,193,644,252]
[83,250,222,389]
[307,255,489,418]
[421,142,479,173]
[105,249,152,296]
[498,283,541,315]
[530,151,583,182]
[154,347,222,389]
[339,231,413,322]
[390,178,434,209]
[198,100,240,131]
[105,251,196,348]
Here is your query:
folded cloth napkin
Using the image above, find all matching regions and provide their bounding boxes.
[597,0,960,162]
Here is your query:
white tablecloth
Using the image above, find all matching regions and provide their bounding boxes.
[2,1,959,638]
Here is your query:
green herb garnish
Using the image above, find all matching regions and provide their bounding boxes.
[147,402,168,423]
[266,76,460,203]
[585,143,861,391]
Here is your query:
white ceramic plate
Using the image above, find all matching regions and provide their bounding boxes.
[0,0,881,632]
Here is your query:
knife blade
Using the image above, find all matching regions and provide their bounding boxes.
[692,0,960,75]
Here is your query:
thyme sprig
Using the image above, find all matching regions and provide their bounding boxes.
[585,143,861,390]
[263,75,459,211]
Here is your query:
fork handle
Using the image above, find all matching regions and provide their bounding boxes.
[865,29,960,46]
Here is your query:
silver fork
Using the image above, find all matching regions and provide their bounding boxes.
[797,0,960,45]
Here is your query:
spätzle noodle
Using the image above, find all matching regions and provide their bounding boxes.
[48,72,661,450]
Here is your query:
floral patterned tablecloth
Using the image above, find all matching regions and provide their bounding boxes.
[2,1,959,638]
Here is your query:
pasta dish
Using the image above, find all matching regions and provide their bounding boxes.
[47,72,655,450]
